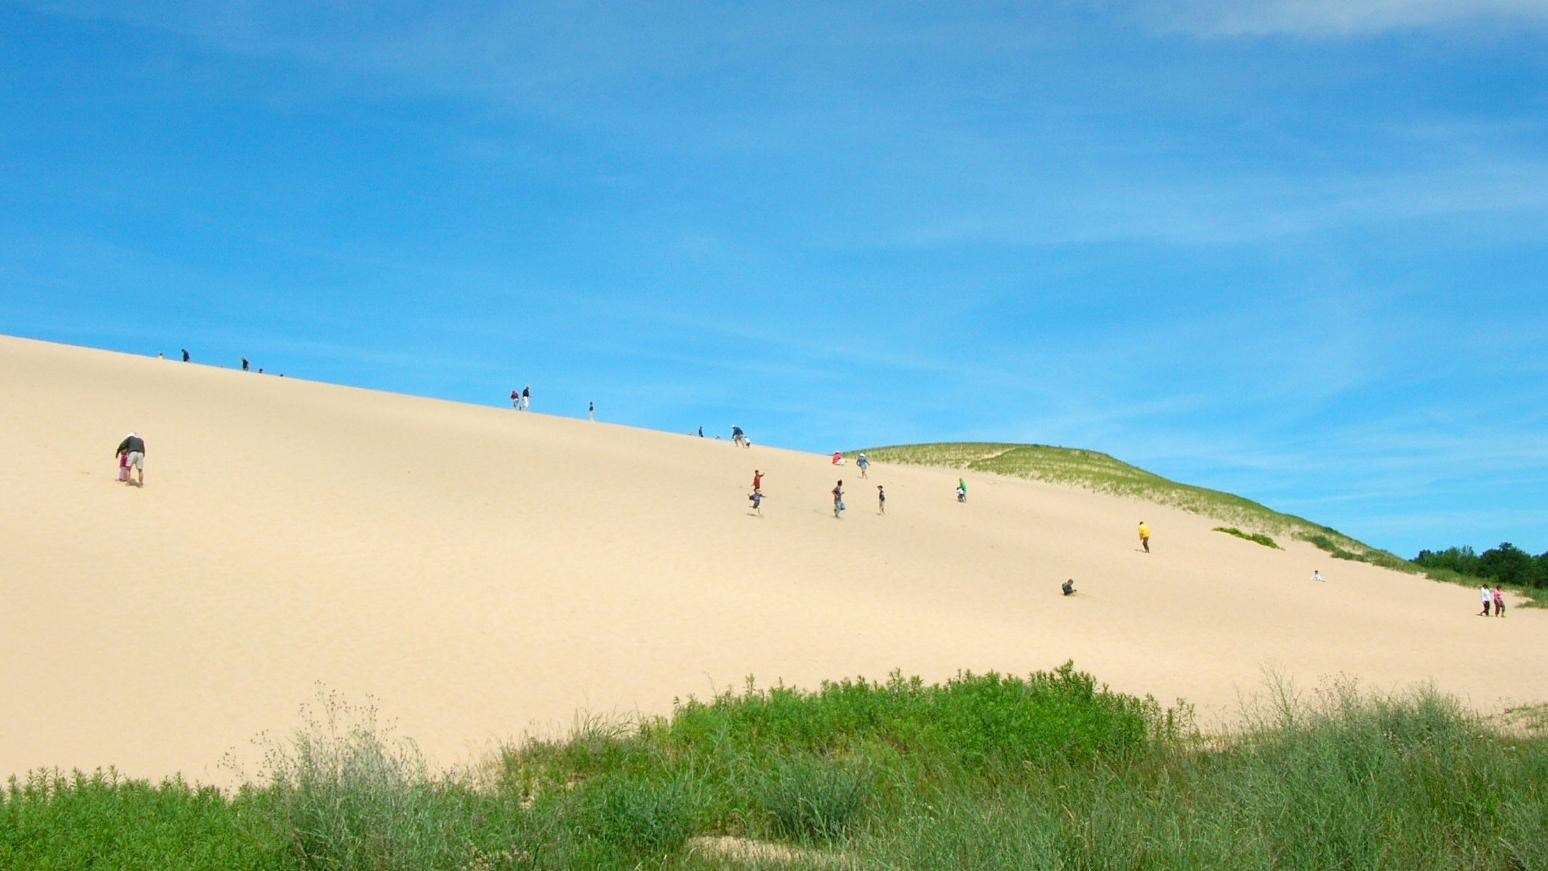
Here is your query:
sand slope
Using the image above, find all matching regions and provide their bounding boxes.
[2,335,1543,784]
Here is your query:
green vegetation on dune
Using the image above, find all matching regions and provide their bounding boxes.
[1213,527,1279,549]
[5,667,1547,869]
[858,442,1547,605]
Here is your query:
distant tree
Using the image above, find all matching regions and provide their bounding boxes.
[1477,543,1541,587]
[1413,545,1482,576]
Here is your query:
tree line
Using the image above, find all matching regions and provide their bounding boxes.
[1413,543,1548,588]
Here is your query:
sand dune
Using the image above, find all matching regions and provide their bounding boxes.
[2,335,1543,784]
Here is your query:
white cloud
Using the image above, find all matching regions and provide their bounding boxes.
[1142,0,1548,38]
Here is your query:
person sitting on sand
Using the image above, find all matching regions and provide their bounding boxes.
[114,432,146,487]
[956,478,967,503]
[1062,578,1076,596]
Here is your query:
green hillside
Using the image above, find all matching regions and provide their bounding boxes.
[854,442,1420,575]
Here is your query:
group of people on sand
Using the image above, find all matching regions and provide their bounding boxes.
[510,386,532,411]
[1480,584,1507,618]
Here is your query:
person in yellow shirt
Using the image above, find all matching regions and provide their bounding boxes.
[1138,521,1151,553]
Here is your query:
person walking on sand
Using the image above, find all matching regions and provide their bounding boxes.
[752,469,763,493]
[588,401,595,421]
[1479,585,1492,616]
[748,490,764,515]
[511,389,520,410]
[877,484,886,515]
[857,453,870,478]
[832,479,845,518]
[1138,521,1151,553]
[1494,585,1506,617]
[114,432,146,487]
[180,348,190,362]
[521,385,531,411]
[241,356,249,372]
[956,478,968,503]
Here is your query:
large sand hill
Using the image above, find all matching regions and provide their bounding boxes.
[3,335,1543,784]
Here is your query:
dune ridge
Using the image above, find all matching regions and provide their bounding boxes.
[2,334,1543,785]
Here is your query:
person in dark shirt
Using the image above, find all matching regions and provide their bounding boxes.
[181,349,190,362]
[115,432,146,487]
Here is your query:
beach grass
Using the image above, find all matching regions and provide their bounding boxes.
[1213,526,1280,549]
[5,666,1546,869]
[856,442,1548,606]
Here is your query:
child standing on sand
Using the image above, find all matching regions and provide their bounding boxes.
[1494,585,1506,617]
[877,485,886,515]
[833,480,845,518]
[1479,585,1492,616]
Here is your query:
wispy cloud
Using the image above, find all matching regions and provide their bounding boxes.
[1134,0,1548,38]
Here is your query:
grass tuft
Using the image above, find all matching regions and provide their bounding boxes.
[1213,526,1279,548]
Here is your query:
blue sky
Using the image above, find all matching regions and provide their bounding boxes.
[4,1,1546,558]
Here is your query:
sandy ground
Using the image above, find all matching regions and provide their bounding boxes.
[3,335,1544,785]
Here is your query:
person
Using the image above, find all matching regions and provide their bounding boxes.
[857,453,869,478]
[956,478,967,503]
[521,385,531,411]
[731,426,746,447]
[1312,570,1324,583]
[752,469,763,493]
[1479,585,1492,616]
[876,484,886,515]
[241,356,249,372]
[1494,585,1506,618]
[832,479,845,518]
[1138,521,1151,553]
[180,348,190,362]
[698,426,704,438]
[114,432,146,487]
[832,452,845,465]
[588,401,595,421]
[117,450,129,482]
[1061,578,1076,596]
[748,490,764,515]
[511,389,520,410]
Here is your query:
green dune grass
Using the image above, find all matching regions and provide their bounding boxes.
[855,442,1541,604]
[5,667,1546,869]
